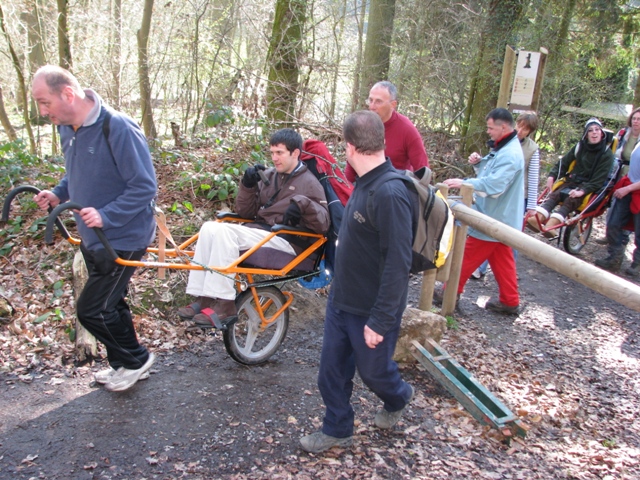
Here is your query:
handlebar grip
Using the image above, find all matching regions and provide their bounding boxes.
[44,202,119,262]
[1,185,41,223]
[2,185,71,240]
[45,202,84,245]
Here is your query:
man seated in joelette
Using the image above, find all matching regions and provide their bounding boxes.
[177,129,330,328]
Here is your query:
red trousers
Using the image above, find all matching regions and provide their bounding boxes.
[457,236,519,307]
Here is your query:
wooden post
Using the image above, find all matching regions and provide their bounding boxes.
[530,47,548,113]
[72,251,98,360]
[442,184,474,316]
[419,270,437,311]
[451,203,640,312]
[497,46,517,109]
[419,183,449,310]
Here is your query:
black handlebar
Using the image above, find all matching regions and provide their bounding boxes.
[1,185,70,238]
[2,185,41,223]
[44,203,119,262]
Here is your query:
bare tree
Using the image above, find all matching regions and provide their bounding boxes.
[109,0,123,109]
[329,0,347,118]
[23,0,47,122]
[137,0,157,138]
[56,0,72,70]
[350,0,367,111]
[0,85,18,142]
[0,3,36,153]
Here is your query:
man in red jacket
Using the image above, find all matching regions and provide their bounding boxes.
[345,81,429,182]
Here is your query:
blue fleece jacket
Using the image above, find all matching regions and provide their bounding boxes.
[463,132,525,241]
[52,90,157,251]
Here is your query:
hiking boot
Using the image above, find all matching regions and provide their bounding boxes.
[374,384,415,429]
[299,431,353,453]
[177,296,214,320]
[95,367,149,385]
[625,262,640,277]
[105,352,156,392]
[193,299,238,328]
[432,284,444,306]
[432,284,460,307]
[595,256,622,272]
[594,237,608,245]
[485,298,520,315]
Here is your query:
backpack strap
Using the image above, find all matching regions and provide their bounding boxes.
[101,107,115,161]
[365,171,412,231]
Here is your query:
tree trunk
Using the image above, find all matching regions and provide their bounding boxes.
[460,0,525,156]
[350,0,367,111]
[634,66,640,109]
[549,0,577,71]
[137,0,157,138]
[0,86,17,142]
[357,0,397,107]
[23,0,47,123]
[265,0,307,125]
[329,0,347,118]
[110,0,123,109]
[0,4,36,153]
[56,0,73,70]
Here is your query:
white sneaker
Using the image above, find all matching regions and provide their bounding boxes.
[104,353,156,392]
[94,367,149,385]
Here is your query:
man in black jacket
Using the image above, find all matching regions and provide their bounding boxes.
[300,111,415,454]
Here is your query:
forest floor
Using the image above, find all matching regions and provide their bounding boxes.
[1,148,640,479]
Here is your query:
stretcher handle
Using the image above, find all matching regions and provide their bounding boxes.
[45,202,119,262]
[1,185,71,239]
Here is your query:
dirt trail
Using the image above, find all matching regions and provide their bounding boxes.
[1,220,639,479]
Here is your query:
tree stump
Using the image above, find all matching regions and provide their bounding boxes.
[72,251,98,361]
[0,296,13,324]
[394,307,447,364]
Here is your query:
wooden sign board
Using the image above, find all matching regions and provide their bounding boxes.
[510,51,540,113]
[497,47,548,113]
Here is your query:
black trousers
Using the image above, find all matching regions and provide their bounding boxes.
[78,244,149,370]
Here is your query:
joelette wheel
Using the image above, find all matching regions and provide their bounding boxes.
[223,286,289,365]
[563,217,593,255]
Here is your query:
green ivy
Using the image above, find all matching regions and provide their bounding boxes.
[0,140,64,190]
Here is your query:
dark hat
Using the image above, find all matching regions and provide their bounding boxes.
[582,117,603,140]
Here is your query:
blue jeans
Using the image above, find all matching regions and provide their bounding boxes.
[605,194,640,263]
[317,301,412,438]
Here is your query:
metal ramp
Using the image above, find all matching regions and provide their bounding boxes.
[411,339,528,440]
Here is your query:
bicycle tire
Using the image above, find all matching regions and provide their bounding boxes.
[563,217,593,255]
[223,286,289,365]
